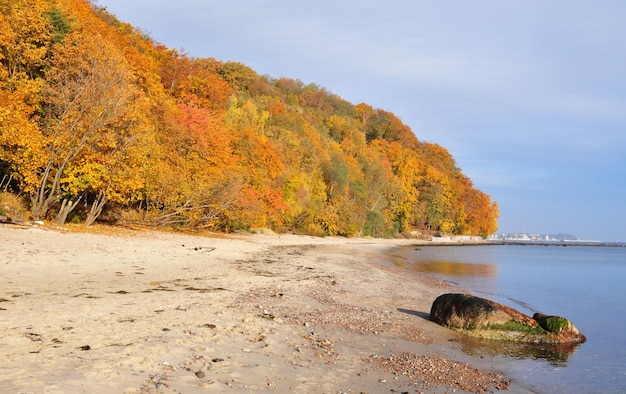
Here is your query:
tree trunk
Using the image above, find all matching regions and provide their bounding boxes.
[54,196,82,225]
[84,193,107,226]
[1,174,13,191]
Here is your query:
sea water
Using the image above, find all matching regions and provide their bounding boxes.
[393,244,626,394]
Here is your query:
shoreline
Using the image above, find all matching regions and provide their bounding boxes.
[487,240,626,247]
[0,225,530,393]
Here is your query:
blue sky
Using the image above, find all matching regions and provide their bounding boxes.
[97,0,626,241]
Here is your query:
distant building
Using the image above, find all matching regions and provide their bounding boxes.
[488,232,579,242]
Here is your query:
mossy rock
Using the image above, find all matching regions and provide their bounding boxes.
[533,313,577,334]
[430,294,586,344]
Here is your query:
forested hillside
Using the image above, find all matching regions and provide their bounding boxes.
[0,0,498,237]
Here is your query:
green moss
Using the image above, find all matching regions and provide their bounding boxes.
[543,316,570,334]
[450,318,578,344]
[485,320,546,336]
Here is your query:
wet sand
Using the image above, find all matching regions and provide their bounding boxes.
[0,225,531,393]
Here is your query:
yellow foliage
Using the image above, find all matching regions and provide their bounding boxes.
[0,88,45,191]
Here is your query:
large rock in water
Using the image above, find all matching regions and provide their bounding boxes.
[430,293,586,344]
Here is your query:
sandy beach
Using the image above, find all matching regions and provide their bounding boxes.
[0,224,529,393]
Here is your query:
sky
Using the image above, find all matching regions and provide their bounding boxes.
[97,0,626,241]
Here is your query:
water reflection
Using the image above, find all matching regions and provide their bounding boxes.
[390,246,498,277]
[400,260,498,276]
[459,336,582,367]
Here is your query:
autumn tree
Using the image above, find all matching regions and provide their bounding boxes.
[0,0,50,89]
[0,0,52,194]
[354,103,374,126]
[219,61,262,95]
[0,89,45,191]
[31,27,138,220]
[156,49,231,111]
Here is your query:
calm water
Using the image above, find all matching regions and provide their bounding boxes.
[393,244,626,394]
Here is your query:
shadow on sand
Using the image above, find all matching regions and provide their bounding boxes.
[397,307,430,321]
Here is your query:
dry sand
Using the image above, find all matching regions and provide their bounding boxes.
[0,224,531,393]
